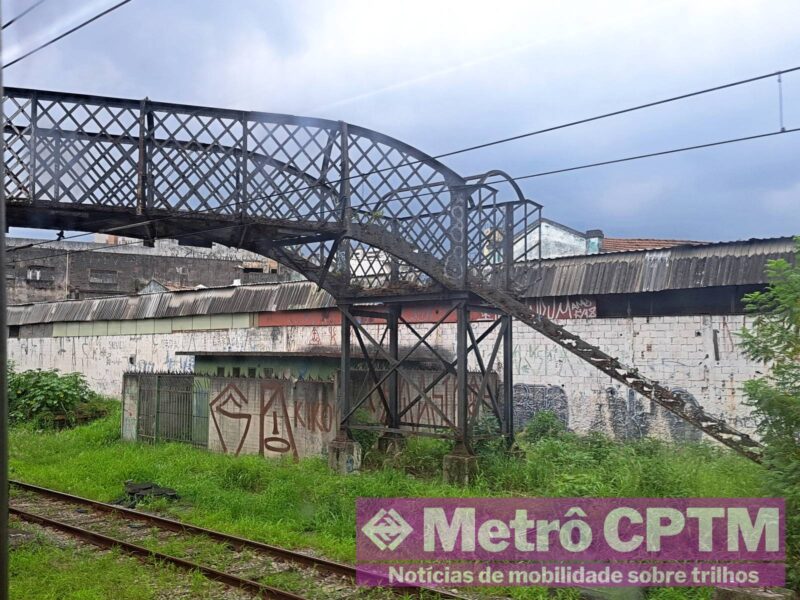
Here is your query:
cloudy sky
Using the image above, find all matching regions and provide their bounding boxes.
[4,0,799,241]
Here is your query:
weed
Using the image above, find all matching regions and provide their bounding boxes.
[9,407,776,598]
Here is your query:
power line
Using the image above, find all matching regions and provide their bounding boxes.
[511,126,800,181]
[3,0,132,69]
[205,64,800,214]
[432,67,800,161]
[242,65,800,205]
[2,0,48,30]
[353,126,800,204]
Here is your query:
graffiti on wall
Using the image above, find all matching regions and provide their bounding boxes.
[364,371,497,431]
[513,383,704,443]
[209,378,338,459]
[529,297,596,320]
[293,387,336,433]
[259,381,298,459]
[513,384,569,430]
[209,383,253,456]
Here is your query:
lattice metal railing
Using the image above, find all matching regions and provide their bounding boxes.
[3,88,541,294]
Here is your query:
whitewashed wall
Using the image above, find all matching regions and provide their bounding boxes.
[507,315,759,440]
[8,313,760,443]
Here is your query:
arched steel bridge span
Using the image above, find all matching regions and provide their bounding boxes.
[2,88,762,462]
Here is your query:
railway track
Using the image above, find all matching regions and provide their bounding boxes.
[10,480,470,600]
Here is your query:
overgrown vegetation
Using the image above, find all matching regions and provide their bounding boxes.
[740,236,800,589]
[10,405,765,599]
[7,365,113,428]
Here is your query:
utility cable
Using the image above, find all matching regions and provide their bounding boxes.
[3,0,132,68]
[244,65,800,204]
[2,0,48,30]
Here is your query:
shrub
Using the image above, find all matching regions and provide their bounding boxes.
[349,408,380,457]
[523,409,568,442]
[473,412,506,457]
[388,437,452,477]
[739,237,800,589]
[7,365,107,428]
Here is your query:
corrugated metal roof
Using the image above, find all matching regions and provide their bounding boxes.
[516,236,796,298]
[8,237,796,324]
[8,281,335,325]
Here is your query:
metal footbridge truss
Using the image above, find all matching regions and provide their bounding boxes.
[2,88,762,461]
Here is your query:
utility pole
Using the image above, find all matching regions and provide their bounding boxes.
[1,7,11,598]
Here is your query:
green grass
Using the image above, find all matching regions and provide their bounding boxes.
[9,406,770,598]
[10,530,219,599]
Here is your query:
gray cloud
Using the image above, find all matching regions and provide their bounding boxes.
[4,0,800,241]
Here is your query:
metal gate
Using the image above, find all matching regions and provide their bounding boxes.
[133,373,208,447]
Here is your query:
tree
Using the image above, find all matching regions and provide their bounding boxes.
[739,237,800,589]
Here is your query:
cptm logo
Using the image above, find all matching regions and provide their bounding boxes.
[362,508,413,551]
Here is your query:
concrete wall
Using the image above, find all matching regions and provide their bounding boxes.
[204,377,338,459]
[6,237,286,304]
[509,315,758,440]
[8,313,760,444]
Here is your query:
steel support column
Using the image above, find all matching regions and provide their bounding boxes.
[502,314,514,447]
[456,301,470,449]
[26,92,38,202]
[387,304,400,430]
[338,121,352,285]
[339,304,351,437]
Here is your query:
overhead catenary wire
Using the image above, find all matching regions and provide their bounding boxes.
[313,126,800,205]
[172,63,800,216]
[507,126,800,182]
[2,0,48,30]
[2,0,132,69]
[243,64,800,205]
